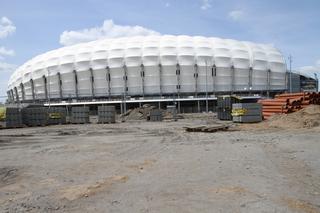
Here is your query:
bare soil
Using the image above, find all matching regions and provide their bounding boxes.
[0,114,320,213]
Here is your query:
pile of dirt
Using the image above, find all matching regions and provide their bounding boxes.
[121,104,182,120]
[121,104,156,120]
[267,105,320,129]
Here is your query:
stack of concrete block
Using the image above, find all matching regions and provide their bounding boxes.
[47,107,67,125]
[232,103,262,123]
[149,109,163,121]
[98,105,116,123]
[0,107,23,128]
[71,106,90,124]
[22,107,48,126]
[217,96,240,120]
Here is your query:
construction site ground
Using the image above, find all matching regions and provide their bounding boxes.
[0,113,320,213]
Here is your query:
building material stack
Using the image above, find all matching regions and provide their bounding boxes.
[22,107,48,127]
[217,96,240,120]
[98,105,116,124]
[47,107,67,125]
[259,92,320,119]
[232,103,262,123]
[0,107,23,128]
[71,106,90,124]
[149,109,163,122]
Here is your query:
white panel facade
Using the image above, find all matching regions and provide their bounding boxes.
[8,35,287,101]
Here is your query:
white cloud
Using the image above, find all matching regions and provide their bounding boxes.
[200,0,211,10]
[0,61,16,72]
[228,10,244,21]
[0,46,15,58]
[60,19,161,46]
[0,16,16,39]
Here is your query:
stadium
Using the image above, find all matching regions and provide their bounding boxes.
[6,35,287,112]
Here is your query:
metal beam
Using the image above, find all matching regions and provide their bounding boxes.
[57,72,63,99]
[141,64,145,97]
[7,91,11,103]
[90,68,95,98]
[176,63,180,96]
[30,79,35,101]
[43,75,48,100]
[43,95,261,107]
[14,87,19,103]
[20,83,25,101]
[10,90,14,103]
[106,66,111,99]
[73,70,79,98]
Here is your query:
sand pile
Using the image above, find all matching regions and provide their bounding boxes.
[267,105,320,129]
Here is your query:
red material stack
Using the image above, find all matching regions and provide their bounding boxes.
[258,92,320,119]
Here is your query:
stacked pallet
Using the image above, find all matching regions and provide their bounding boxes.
[259,92,320,119]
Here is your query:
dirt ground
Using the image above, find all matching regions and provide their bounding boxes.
[0,114,320,213]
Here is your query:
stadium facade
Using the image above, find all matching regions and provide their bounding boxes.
[7,35,287,112]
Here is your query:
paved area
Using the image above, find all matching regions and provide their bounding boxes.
[0,116,320,213]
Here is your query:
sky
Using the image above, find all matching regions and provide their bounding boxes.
[0,0,320,101]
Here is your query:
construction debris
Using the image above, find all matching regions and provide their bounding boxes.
[184,125,229,133]
[121,104,182,121]
[121,104,156,120]
[259,92,320,119]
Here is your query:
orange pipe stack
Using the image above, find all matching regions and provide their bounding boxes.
[259,92,320,119]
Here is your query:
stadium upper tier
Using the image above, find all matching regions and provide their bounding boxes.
[7,35,286,102]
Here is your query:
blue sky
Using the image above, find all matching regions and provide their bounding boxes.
[0,0,319,100]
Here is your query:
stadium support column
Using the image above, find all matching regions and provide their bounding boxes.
[267,69,271,98]
[20,83,25,102]
[176,63,181,113]
[249,67,253,95]
[57,72,63,99]
[14,87,19,103]
[10,90,14,103]
[159,64,162,97]
[43,75,48,101]
[213,64,216,94]
[106,66,111,99]
[176,63,181,97]
[90,68,95,98]
[194,64,198,97]
[7,91,12,103]
[231,65,235,94]
[30,79,35,102]
[141,64,145,97]
[6,91,10,102]
[73,70,78,99]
